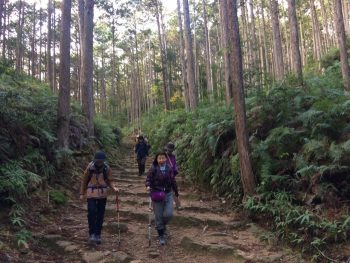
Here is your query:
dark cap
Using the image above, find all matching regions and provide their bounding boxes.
[94,151,106,161]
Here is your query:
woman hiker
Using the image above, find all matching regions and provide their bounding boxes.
[80,151,119,244]
[145,152,180,246]
[164,142,182,210]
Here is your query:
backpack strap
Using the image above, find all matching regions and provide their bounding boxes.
[166,153,174,168]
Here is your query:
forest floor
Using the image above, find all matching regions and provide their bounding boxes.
[0,138,312,263]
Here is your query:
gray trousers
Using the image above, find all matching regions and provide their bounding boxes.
[153,192,174,231]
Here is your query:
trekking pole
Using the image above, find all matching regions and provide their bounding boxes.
[116,193,121,245]
[148,197,152,247]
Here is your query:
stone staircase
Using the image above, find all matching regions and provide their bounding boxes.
[22,141,303,263]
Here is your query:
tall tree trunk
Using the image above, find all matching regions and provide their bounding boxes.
[38,7,42,81]
[177,0,190,110]
[270,0,285,81]
[81,0,95,136]
[0,0,4,41]
[240,0,249,70]
[261,0,271,75]
[31,3,36,78]
[57,0,72,148]
[220,0,233,104]
[249,0,258,66]
[47,0,54,91]
[320,0,331,51]
[53,1,57,91]
[100,48,107,114]
[342,0,350,34]
[202,0,213,100]
[133,22,142,131]
[160,4,171,102]
[111,22,117,116]
[2,0,6,59]
[193,1,199,94]
[78,0,85,104]
[287,0,303,85]
[155,0,170,110]
[258,1,267,85]
[226,0,256,198]
[15,0,23,73]
[183,0,198,110]
[334,0,350,92]
[310,0,323,63]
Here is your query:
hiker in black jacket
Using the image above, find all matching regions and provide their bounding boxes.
[135,135,151,176]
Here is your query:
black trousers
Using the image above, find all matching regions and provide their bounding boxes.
[87,198,107,236]
[137,157,147,175]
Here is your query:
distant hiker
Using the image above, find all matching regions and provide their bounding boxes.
[165,142,182,210]
[80,151,119,245]
[145,152,179,246]
[135,135,151,176]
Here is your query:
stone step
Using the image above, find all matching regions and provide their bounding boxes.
[104,208,242,230]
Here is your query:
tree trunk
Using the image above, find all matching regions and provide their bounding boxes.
[53,1,57,91]
[100,48,107,114]
[183,0,198,110]
[80,0,95,136]
[78,0,85,104]
[342,0,350,34]
[38,7,42,80]
[220,0,233,105]
[57,0,72,148]
[334,0,350,92]
[226,0,256,198]
[249,0,259,67]
[240,0,248,70]
[310,0,323,63]
[31,3,36,78]
[270,0,285,81]
[111,22,116,116]
[320,0,331,51]
[202,0,213,100]
[47,0,54,91]
[287,0,303,85]
[0,0,4,41]
[2,0,6,59]
[176,0,190,110]
[15,0,23,73]
[258,1,267,85]
[155,0,170,110]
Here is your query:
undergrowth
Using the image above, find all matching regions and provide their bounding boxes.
[143,73,350,258]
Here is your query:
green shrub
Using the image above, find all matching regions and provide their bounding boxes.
[94,115,121,148]
[49,190,67,205]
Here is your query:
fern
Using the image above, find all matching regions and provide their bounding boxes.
[297,109,324,127]
[0,161,41,198]
[302,139,329,162]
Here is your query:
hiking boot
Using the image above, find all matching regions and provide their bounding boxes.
[159,235,166,246]
[88,234,96,244]
[95,235,101,244]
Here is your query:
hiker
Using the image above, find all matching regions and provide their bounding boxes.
[164,142,182,210]
[135,135,151,176]
[145,152,179,246]
[80,151,119,245]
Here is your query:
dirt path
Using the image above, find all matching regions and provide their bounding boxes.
[13,141,304,263]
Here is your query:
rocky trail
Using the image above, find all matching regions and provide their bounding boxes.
[7,142,305,263]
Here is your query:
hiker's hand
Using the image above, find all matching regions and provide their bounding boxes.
[146,186,151,192]
[112,186,119,193]
[79,194,85,200]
